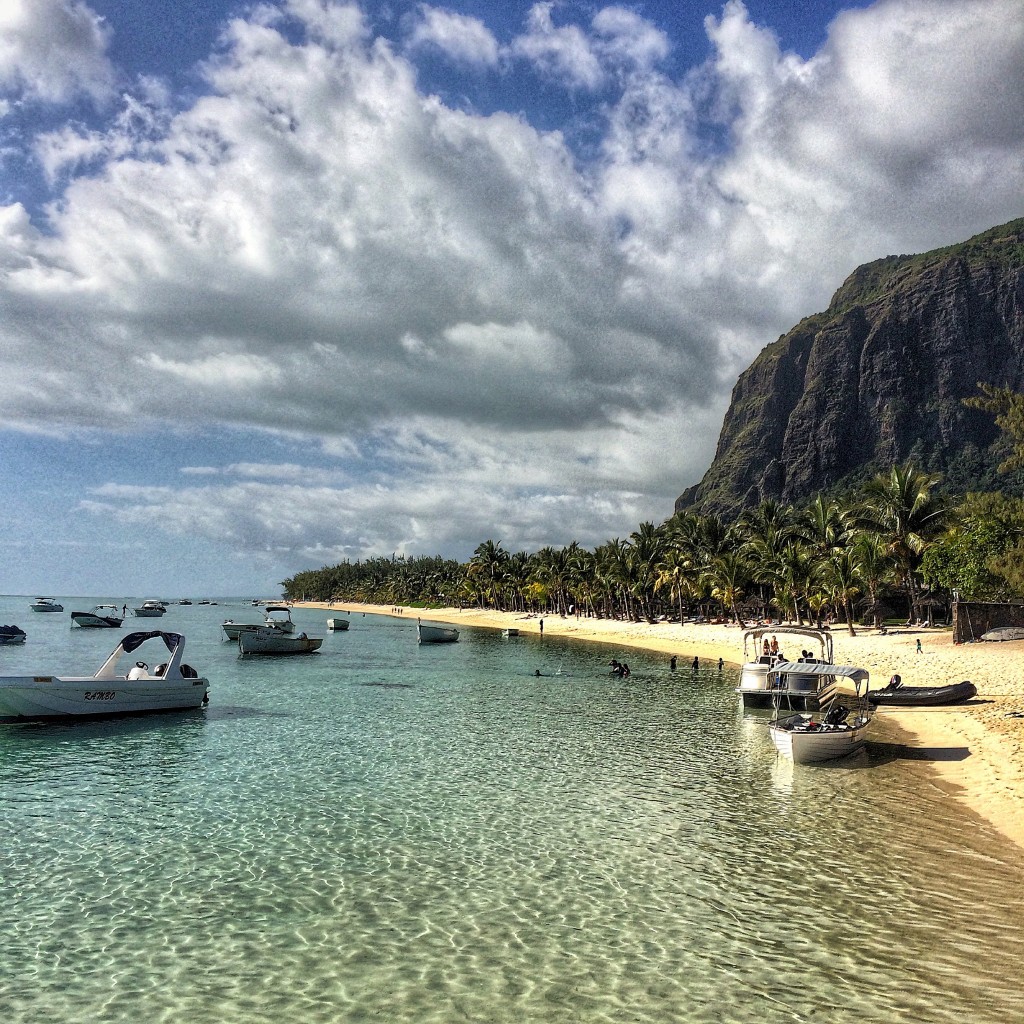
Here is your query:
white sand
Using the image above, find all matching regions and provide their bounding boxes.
[302,602,1024,850]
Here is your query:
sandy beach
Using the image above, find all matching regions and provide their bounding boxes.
[302,601,1024,851]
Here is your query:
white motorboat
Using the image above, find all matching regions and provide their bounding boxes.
[238,627,322,656]
[0,630,209,720]
[70,605,124,628]
[502,628,520,637]
[134,601,167,617]
[736,626,836,710]
[768,664,873,764]
[417,619,459,644]
[0,625,26,646]
[30,597,63,612]
[222,604,296,640]
[326,618,349,631]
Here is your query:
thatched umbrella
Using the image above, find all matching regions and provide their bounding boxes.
[913,592,947,627]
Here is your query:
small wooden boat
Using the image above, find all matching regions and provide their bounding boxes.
[0,625,26,645]
[417,619,459,644]
[868,679,977,707]
[238,627,322,656]
[327,618,349,631]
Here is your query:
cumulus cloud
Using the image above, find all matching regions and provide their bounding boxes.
[3,0,1024,572]
[0,0,115,106]
[406,5,501,67]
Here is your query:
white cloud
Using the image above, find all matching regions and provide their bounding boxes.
[512,2,604,90]
[4,0,1024,572]
[406,6,501,67]
[0,0,115,106]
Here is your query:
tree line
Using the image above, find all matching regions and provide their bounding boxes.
[281,461,1024,633]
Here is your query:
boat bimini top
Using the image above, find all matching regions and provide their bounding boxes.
[768,662,870,693]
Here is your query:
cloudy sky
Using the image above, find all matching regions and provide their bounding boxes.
[2,0,1023,597]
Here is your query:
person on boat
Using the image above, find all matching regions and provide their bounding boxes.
[762,639,771,657]
[127,661,148,679]
[769,636,779,656]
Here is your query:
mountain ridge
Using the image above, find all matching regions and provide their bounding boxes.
[676,217,1024,514]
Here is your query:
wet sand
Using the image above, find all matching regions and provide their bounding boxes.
[302,602,1024,850]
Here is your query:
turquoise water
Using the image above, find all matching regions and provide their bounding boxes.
[1,598,1023,1023]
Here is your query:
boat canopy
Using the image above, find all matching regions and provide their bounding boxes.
[768,662,868,681]
[121,631,183,654]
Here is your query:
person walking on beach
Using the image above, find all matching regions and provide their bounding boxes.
[916,638,923,654]
[539,618,544,635]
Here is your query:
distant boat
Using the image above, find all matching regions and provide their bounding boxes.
[327,618,349,631]
[238,628,322,656]
[0,630,209,720]
[178,599,192,605]
[417,619,459,644]
[222,605,296,641]
[30,598,63,612]
[502,628,520,637]
[71,605,124,628]
[0,625,26,646]
[134,601,167,618]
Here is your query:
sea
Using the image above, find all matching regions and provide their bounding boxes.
[1,597,1023,1024]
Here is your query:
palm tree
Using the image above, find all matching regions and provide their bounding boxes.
[703,550,751,627]
[860,463,949,617]
[815,548,862,635]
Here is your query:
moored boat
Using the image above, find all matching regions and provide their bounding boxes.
[30,598,63,612]
[134,601,167,617]
[0,625,27,646]
[223,604,296,640]
[238,627,322,656]
[70,605,124,628]
[768,664,873,764]
[417,619,459,644]
[868,677,977,707]
[0,630,209,720]
[327,618,349,631]
[502,628,520,637]
[736,626,835,710]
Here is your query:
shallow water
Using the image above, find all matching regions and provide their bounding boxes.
[1,599,1022,1023]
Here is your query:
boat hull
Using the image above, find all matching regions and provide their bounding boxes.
[0,676,209,719]
[222,622,261,641]
[133,609,164,617]
[737,662,833,711]
[417,624,459,644]
[326,618,349,631]
[238,631,322,655]
[769,715,871,763]
[71,613,123,628]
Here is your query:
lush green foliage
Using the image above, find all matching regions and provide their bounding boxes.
[281,459,1024,629]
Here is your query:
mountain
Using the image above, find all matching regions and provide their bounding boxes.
[676,218,1024,515]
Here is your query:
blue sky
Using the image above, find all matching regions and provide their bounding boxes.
[1,0,1022,597]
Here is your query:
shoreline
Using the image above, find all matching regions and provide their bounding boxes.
[301,601,1024,852]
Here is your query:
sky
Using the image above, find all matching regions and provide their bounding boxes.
[1,0,1023,598]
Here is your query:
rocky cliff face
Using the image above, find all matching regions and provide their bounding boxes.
[677,219,1024,515]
